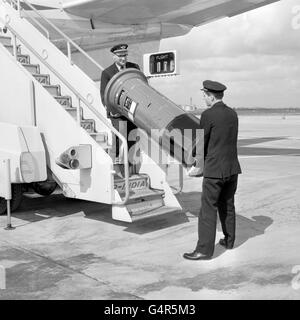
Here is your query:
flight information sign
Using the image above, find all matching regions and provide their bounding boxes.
[143,50,179,78]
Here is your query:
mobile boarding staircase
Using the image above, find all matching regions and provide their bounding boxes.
[0,0,183,222]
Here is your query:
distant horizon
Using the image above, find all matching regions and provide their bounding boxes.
[180,106,300,110]
[183,106,300,116]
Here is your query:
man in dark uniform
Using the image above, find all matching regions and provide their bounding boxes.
[183,80,242,260]
[100,44,140,174]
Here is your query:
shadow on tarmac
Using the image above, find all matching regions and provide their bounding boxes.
[11,191,273,248]
[11,193,189,234]
[177,191,274,258]
[213,215,273,258]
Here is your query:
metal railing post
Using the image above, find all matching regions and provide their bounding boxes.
[77,97,81,126]
[67,41,72,65]
[3,159,15,230]
[165,163,183,195]
[12,33,17,59]
[17,0,21,17]
[30,80,36,126]
[178,163,183,192]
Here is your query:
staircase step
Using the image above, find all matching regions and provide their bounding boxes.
[0,36,11,46]
[3,44,21,55]
[54,95,72,107]
[130,206,181,222]
[80,119,95,133]
[89,132,107,143]
[127,196,164,216]
[114,174,149,193]
[33,73,50,85]
[17,54,30,64]
[22,63,40,74]
[43,84,61,96]
[65,107,83,120]
[124,187,165,203]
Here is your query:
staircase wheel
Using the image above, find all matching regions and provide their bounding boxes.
[31,181,58,196]
[0,184,23,215]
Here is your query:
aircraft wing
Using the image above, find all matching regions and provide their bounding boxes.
[25,0,281,47]
[63,0,280,28]
[22,0,281,77]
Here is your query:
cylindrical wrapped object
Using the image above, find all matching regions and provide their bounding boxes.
[104,68,203,168]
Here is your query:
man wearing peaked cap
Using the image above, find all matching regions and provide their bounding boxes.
[110,43,128,55]
[100,44,141,177]
[202,80,227,93]
[101,43,140,105]
[184,80,242,261]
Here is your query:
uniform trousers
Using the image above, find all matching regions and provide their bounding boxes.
[196,174,238,256]
[110,116,137,163]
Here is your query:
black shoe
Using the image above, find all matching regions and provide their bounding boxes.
[183,251,212,260]
[219,238,234,249]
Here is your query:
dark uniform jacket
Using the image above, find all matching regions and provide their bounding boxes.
[100,62,140,117]
[200,101,242,178]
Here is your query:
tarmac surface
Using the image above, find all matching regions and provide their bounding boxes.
[0,115,300,300]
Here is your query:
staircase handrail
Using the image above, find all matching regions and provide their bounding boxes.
[8,0,50,39]
[11,0,104,71]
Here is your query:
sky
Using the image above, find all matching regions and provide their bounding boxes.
[151,0,300,109]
